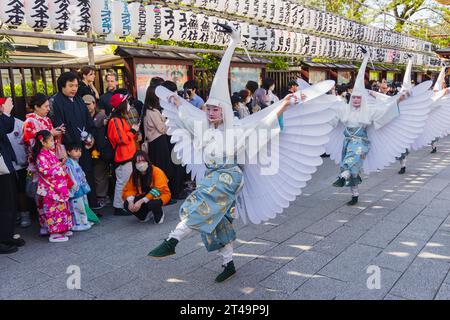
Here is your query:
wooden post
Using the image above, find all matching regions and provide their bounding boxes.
[87,30,95,66]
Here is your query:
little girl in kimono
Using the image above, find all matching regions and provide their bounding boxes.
[33,130,73,243]
[65,143,97,231]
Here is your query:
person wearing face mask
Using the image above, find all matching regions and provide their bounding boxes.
[107,93,139,216]
[122,151,171,223]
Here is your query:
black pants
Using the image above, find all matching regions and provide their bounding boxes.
[0,173,17,242]
[124,195,163,221]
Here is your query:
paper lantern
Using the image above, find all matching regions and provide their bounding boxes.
[48,0,70,33]
[111,0,130,38]
[0,0,25,28]
[70,0,91,34]
[257,27,268,51]
[239,21,251,49]
[289,3,299,27]
[173,10,189,42]
[248,0,259,19]
[307,8,316,31]
[300,34,310,56]
[272,0,283,25]
[256,0,266,21]
[194,13,209,44]
[264,0,275,23]
[283,1,292,27]
[184,12,199,42]
[144,5,161,40]
[289,32,297,54]
[226,0,239,14]
[297,5,306,29]
[159,7,175,41]
[91,0,112,36]
[128,2,146,39]
[25,0,49,31]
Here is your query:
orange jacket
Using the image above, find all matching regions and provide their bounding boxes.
[107,117,137,164]
[122,165,171,205]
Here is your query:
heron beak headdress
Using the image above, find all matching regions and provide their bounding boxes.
[205,23,240,129]
[351,46,370,100]
[402,55,414,92]
[434,64,447,92]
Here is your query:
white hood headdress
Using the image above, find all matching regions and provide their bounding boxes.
[205,24,241,130]
[401,58,414,92]
[434,65,447,92]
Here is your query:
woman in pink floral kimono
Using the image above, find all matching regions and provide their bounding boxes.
[33,130,73,243]
[23,94,66,236]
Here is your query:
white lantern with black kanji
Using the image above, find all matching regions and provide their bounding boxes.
[129,2,146,39]
[25,0,49,31]
[297,5,306,29]
[300,34,310,56]
[307,8,316,31]
[265,28,276,52]
[283,1,292,27]
[159,7,175,41]
[294,33,302,54]
[256,27,268,51]
[173,10,189,42]
[226,0,239,14]
[264,0,275,23]
[70,0,91,34]
[205,0,219,11]
[239,21,251,49]
[216,0,228,12]
[91,0,112,36]
[255,0,266,21]
[111,0,130,38]
[48,0,70,33]
[290,2,299,27]
[272,0,283,25]
[0,0,25,29]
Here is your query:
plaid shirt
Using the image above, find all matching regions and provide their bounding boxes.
[125,106,140,127]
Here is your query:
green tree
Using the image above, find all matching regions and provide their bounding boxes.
[0,23,14,62]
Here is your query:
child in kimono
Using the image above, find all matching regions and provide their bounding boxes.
[34,130,73,243]
[65,143,97,231]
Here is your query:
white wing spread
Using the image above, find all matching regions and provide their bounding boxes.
[156,86,208,183]
[411,91,450,150]
[364,81,433,173]
[235,81,336,224]
[326,81,434,173]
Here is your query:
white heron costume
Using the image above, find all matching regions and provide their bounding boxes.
[325,50,432,204]
[148,24,336,282]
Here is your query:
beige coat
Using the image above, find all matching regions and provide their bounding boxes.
[144,108,167,143]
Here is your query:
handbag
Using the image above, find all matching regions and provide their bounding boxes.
[0,151,10,175]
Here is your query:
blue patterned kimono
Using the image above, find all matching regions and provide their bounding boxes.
[340,127,369,186]
[66,158,92,229]
[180,163,243,252]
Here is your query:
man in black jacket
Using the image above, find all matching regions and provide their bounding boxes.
[52,72,102,210]
[0,97,25,254]
[99,72,118,116]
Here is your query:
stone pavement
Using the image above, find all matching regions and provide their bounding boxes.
[2,138,450,300]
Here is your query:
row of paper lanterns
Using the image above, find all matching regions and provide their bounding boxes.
[168,0,432,53]
[0,0,434,66]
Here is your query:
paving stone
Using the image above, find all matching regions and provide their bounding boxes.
[259,251,334,294]
[313,225,367,256]
[435,283,450,300]
[357,220,408,249]
[372,237,427,273]
[384,203,427,224]
[390,258,450,300]
[398,215,445,241]
[290,276,347,300]
[319,244,381,282]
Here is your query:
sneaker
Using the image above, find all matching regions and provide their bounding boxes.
[114,208,132,216]
[154,212,165,225]
[64,231,73,237]
[49,234,69,243]
[347,196,359,206]
[398,167,406,175]
[39,227,49,237]
[215,261,236,283]
[148,238,178,258]
[0,243,18,254]
[332,177,346,187]
[431,147,437,154]
[1,238,25,247]
[91,202,105,210]
[20,212,31,228]
[71,224,91,232]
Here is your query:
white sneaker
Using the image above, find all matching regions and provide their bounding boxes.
[64,231,73,237]
[49,234,69,243]
[155,212,165,225]
[20,212,31,228]
[71,224,91,232]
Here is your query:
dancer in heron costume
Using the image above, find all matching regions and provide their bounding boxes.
[325,48,433,205]
[148,24,336,282]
